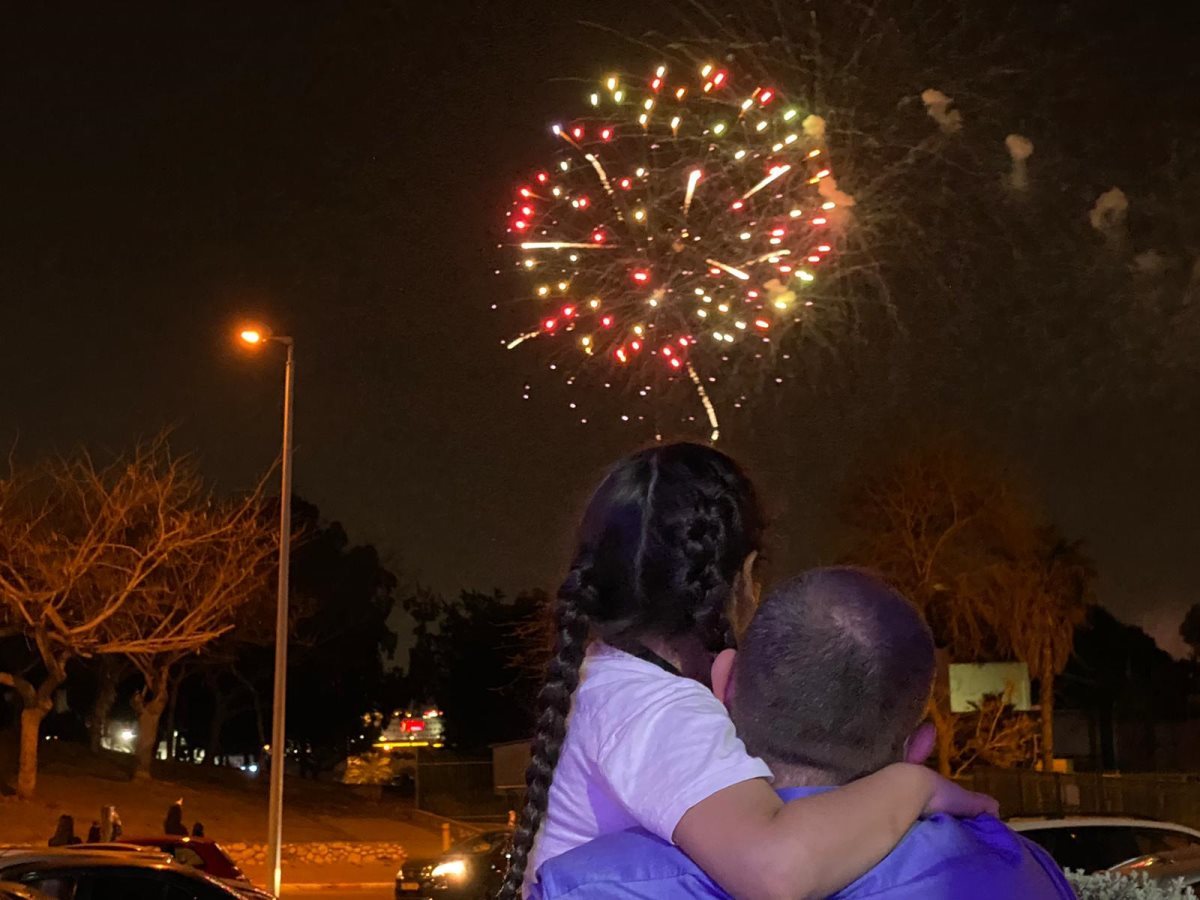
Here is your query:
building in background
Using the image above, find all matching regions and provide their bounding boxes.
[373,707,445,751]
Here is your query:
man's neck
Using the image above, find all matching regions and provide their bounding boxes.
[763,761,845,790]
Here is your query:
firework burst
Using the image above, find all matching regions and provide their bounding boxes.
[503,62,850,440]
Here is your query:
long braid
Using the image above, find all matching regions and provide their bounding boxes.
[682,494,741,652]
[499,443,763,896]
[498,563,593,899]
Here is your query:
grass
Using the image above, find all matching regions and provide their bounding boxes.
[0,739,443,857]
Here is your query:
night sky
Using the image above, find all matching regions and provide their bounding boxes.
[2,1,1197,657]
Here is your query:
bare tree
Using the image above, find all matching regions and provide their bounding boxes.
[86,655,129,753]
[950,690,1040,777]
[841,436,1025,773]
[0,439,272,797]
[106,495,276,778]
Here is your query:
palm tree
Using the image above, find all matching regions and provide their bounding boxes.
[992,528,1095,771]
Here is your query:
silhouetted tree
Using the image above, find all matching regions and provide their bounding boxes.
[992,528,1095,769]
[285,498,399,764]
[176,497,399,769]
[1062,605,1192,768]
[1181,604,1200,661]
[401,588,544,750]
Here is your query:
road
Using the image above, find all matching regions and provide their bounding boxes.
[282,883,392,898]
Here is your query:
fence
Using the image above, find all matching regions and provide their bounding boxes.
[961,769,1200,829]
[415,759,512,821]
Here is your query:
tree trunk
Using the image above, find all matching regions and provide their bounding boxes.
[207,691,229,765]
[165,675,182,761]
[132,692,167,779]
[89,659,120,754]
[930,649,953,776]
[1040,663,1056,772]
[933,705,954,777]
[248,682,267,751]
[131,669,171,780]
[18,705,49,800]
[2,670,63,800]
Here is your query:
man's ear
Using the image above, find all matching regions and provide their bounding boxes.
[711,648,738,707]
[731,551,760,640]
[903,722,937,765]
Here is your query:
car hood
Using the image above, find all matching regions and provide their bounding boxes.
[397,857,440,879]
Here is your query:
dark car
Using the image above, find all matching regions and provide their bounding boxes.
[0,883,53,900]
[0,850,271,900]
[395,830,511,900]
[75,839,247,884]
[1011,816,1200,873]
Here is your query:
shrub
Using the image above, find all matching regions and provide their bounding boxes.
[1067,870,1198,900]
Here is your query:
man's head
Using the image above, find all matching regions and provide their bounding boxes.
[713,567,936,785]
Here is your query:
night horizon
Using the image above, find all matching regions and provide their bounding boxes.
[2,0,1197,662]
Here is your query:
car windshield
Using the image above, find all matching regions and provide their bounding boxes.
[1012,825,1180,873]
[448,832,509,855]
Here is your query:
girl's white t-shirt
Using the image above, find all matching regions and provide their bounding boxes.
[526,641,772,885]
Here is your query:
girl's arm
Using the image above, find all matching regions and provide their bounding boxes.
[673,762,996,900]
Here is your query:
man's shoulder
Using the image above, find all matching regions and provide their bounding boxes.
[533,828,726,899]
[843,813,1075,899]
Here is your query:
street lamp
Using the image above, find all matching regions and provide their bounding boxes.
[238,323,294,897]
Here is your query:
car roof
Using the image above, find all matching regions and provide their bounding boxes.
[1009,816,1200,838]
[0,851,214,876]
[0,853,244,895]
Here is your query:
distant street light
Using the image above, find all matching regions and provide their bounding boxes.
[238,323,295,898]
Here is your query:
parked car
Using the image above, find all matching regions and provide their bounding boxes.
[395,830,511,900]
[0,850,272,900]
[69,839,247,884]
[0,884,52,900]
[1010,816,1200,873]
[1110,846,1200,888]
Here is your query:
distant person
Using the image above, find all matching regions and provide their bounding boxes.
[110,810,123,841]
[86,821,101,843]
[164,801,187,836]
[534,568,1076,899]
[497,444,994,900]
[192,821,205,838]
[48,815,81,847]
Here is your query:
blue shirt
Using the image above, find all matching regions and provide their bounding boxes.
[531,786,1077,899]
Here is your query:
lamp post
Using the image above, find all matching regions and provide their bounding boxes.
[238,325,294,897]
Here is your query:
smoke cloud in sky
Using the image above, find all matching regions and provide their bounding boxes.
[921,88,963,133]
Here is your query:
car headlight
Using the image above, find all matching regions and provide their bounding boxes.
[430,859,467,880]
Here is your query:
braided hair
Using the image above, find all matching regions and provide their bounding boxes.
[498,443,764,898]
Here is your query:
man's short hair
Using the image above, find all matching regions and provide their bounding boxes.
[730,567,936,783]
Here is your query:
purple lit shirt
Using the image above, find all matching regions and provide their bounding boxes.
[530,786,1077,899]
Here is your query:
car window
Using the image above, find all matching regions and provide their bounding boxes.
[1023,826,1142,872]
[161,876,233,900]
[1133,828,1200,857]
[21,877,76,900]
[171,847,206,870]
[451,835,497,855]
[82,873,165,900]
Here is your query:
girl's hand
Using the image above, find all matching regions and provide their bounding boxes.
[922,771,1000,819]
